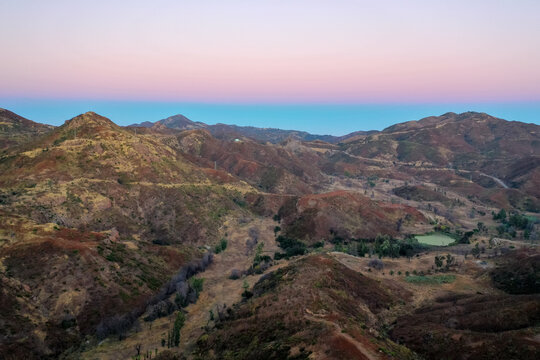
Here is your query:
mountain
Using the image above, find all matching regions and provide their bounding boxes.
[130,114,349,143]
[0,111,257,357]
[336,112,540,211]
[348,111,539,165]
[151,114,207,131]
[1,109,539,359]
[0,108,54,150]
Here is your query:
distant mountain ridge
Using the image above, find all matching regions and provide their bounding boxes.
[129,114,375,144]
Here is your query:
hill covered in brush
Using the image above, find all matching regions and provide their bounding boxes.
[0,109,538,359]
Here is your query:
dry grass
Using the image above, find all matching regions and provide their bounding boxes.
[82,216,282,359]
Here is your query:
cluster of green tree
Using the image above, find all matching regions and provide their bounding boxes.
[163,311,185,349]
[434,254,456,271]
[475,222,487,234]
[456,230,474,244]
[214,238,228,254]
[374,234,427,258]
[333,240,370,257]
[251,242,272,273]
[274,235,307,260]
[492,208,507,221]
[493,209,537,239]
[333,234,426,259]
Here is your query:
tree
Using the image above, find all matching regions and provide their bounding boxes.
[459,231,474,244]
[254,242,264,263]
[171,311,185,347]
[242,279,252,298]
[189,277,204,295]
[445,254,455,269]
[220,238,228,251]
[434,255,444,269]
[493,209,507,222]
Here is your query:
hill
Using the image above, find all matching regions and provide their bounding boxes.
[0,109,539,359]
[337,112,540,211]
[0,112,257,356]
[0,108,54,151]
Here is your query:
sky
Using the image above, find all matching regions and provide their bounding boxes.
[1,0,539,133]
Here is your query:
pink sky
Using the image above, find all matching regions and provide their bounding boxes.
[1,0,539,103]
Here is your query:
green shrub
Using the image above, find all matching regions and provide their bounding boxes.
[214,238,228,253]
[276,235,307,258]
[189,277,204,294]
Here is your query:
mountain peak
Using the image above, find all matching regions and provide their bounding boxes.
[57,112,121,140]
[64,111,117,129]
[156,114,206,130]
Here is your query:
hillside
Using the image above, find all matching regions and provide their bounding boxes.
[194,254,416,360]
[0,108,54,151]
[0,109,539,359]
[335,112,540,212]
[0,112,256,357]
[194,251,540,360]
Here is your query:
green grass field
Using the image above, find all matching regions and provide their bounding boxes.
[405,275,456,284]
[415,233,455,246]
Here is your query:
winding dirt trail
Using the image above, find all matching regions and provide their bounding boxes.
[343,152,510,189]
[304,310,379,360]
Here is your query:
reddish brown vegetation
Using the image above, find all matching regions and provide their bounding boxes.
[281,191,425,242]
[194,254,410,360]
[391,293,540,360]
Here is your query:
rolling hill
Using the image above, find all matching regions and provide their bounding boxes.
[0,109,538,359]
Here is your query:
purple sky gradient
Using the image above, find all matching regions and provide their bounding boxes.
[1,0,539,103]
